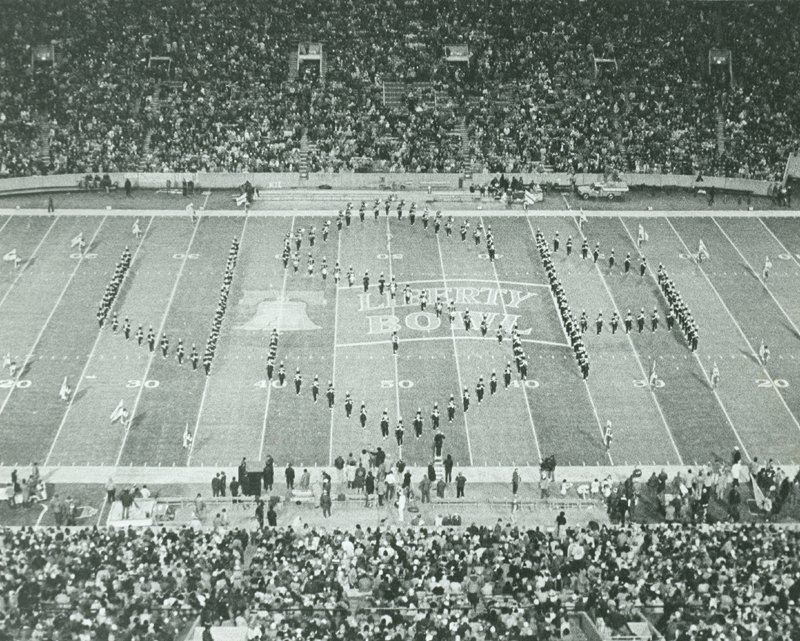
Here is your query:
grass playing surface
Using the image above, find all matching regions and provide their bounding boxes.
[1,208,800,470]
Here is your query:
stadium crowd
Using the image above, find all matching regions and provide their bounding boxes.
[1,0,799,180]
[2,512,800,640]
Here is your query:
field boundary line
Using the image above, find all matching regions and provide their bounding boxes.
[257,216,296,462]
[571,213,684,464]
[336,278,550,291]
[45,216,156,465]
[189,213,252,464]
[327,222,344,466]
[335,336,570,349]
[665,216,800,443]
[620,217,749,459]
[435,233,474,465]
[0,215,60,312]
[0,215,13,238]
[712,217,800,338]
[480,215,542,462]
[523,214,612,463]
[0,216,107,422]
[112,215,203,467]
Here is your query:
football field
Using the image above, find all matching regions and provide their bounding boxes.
[1,207,800,470]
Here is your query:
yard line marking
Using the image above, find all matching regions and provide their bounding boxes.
[336,278,550,291]
[257,216,295,462]
[480,215,541,462]
[621,217,749,458]
[327,222,343,466]
[189,213,251,464]
[0,215,60,312]
[523,214,611,462]
[758,217,800,271]
[0,216,107,422]
[573,213,684,463]
[713,217,800,338]
[113,214,203,468]
[386,217,402,422]
[201,190,212,211]
[666,217,800,444]
[336,336,570,349]
[0,215,13,238]
[45,216,156,465]
[435,233,474,465]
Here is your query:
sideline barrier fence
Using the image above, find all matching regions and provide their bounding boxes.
[0,171,774,198]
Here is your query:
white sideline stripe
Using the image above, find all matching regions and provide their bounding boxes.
[189,213,251,464]
[0,215,60,312]
[713,217,800,339]
[336,336,570,350]
[327,225,343,466]
[113,215,203,467]
[573,213,684,464]
[621,217,749,459]
[435,233,474,465]
[258,216,295,462]
[523,214,611,464]
[481,215,542,462]
[0,216,106,422]
[45,216,156,465]
[682,217,800,439]
[386,217,402,424]
[336,278,550,291]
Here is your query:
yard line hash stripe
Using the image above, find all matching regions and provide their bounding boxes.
[189,213,251,464]
[327,221,344,466]
[435,232,474,465]
[113,214,204,468]
[522,214,612,464]
[258,216,295,462]
[480,215,542,462]
[45,216,156,465]
[0,216,107,422]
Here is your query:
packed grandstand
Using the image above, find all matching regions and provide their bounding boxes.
[0,0,799,180]
[2,0,800,639]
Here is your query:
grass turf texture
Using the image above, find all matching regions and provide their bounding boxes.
[0,210,800,469]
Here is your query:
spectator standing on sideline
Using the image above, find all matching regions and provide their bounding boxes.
[512,468,521,495]
[556,510,567,537]
[456,471,466,498]
[105,478,116,503]
[267,502,277,526]
[285,463,295,490]
[255,499,264,529]
[47,197,54,212]
[444,454,454,483]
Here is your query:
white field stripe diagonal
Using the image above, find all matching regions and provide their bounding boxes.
[189,213,251,464]
[574,215,684,464]
[45,215,156,465]
[620,217,749,459]
[666,217,800,441]
[113,214,203,467]
[522,214,611,463]
[434,232,474,465]
[481,216,542,461]
[0,215,14,239]
[258,216,295,462]
[0,216,106,421]
[385,217,402,423]
[0,215,60,312]
[713,217,800,338]
[327,222,343,466]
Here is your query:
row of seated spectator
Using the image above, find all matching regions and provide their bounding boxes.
[2,491,800,641]
[0,0,799,180]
